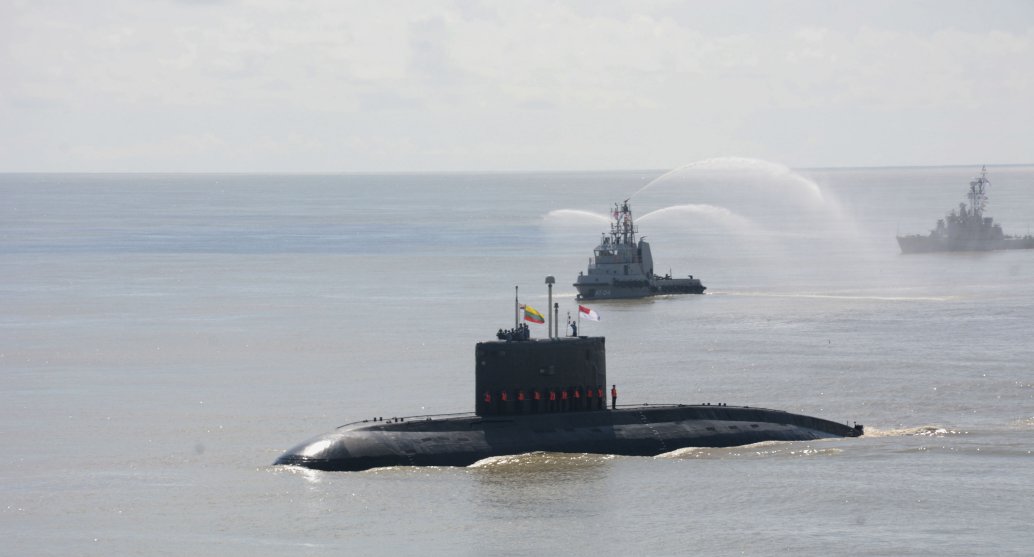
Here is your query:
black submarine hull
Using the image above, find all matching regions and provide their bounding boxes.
[274,404,862,472]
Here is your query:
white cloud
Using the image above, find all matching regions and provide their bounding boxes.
[2,0,1033,171]
[67,132,228,163]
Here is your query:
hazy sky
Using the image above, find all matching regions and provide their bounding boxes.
[3,0,1033,172]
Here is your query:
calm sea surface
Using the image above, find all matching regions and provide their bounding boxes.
[2,163,1033,555]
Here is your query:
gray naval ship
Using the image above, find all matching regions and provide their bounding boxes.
[574,200,705,300]
[897,166,1034,253]
[275,292,862,472]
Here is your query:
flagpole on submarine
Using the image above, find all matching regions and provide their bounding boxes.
[514,285,519,330]
[545,276,554,339]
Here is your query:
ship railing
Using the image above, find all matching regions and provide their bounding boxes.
[337,411,477,428]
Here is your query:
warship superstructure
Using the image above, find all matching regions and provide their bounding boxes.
[275,292,862,472]
[574,201,705,300]
[897,166,1034,253]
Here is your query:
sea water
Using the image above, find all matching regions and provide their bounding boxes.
[2,164,1032,555]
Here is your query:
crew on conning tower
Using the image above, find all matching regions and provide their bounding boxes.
[475,328,608,417]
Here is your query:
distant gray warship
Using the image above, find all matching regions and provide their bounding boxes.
[897,166,1034,253]
[574,200,704,300]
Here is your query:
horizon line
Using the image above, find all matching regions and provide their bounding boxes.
[2,162,1032,175]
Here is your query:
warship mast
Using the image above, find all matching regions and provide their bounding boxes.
[967,165,989,217]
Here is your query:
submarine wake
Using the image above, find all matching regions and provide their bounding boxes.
[469,451,613,471]
[658,442,845,460]
[862,425,963,438]
[714,291,959,302]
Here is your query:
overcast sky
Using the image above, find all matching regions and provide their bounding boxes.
[3,0,1033,172]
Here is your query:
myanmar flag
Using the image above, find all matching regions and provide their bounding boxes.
[521,304,545,324]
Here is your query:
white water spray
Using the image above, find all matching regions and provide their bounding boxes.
[543,209,611,225]
[638,203,760,233]
[630,156,825,203]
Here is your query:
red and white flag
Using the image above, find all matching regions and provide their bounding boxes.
[578,305,600,321]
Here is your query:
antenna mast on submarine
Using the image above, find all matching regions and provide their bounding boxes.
[545,276,555,339]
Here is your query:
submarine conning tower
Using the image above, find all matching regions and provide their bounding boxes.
[475,331,606,416]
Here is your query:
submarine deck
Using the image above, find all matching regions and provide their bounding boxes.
[275,403,862,472]
[334,403,850,431]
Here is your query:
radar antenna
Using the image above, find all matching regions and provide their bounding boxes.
[967,165,989,215]
[609,199,638,246]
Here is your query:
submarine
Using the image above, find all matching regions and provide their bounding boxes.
[275,282,863,472]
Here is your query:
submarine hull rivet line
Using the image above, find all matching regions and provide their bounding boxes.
[574,200,705,300]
